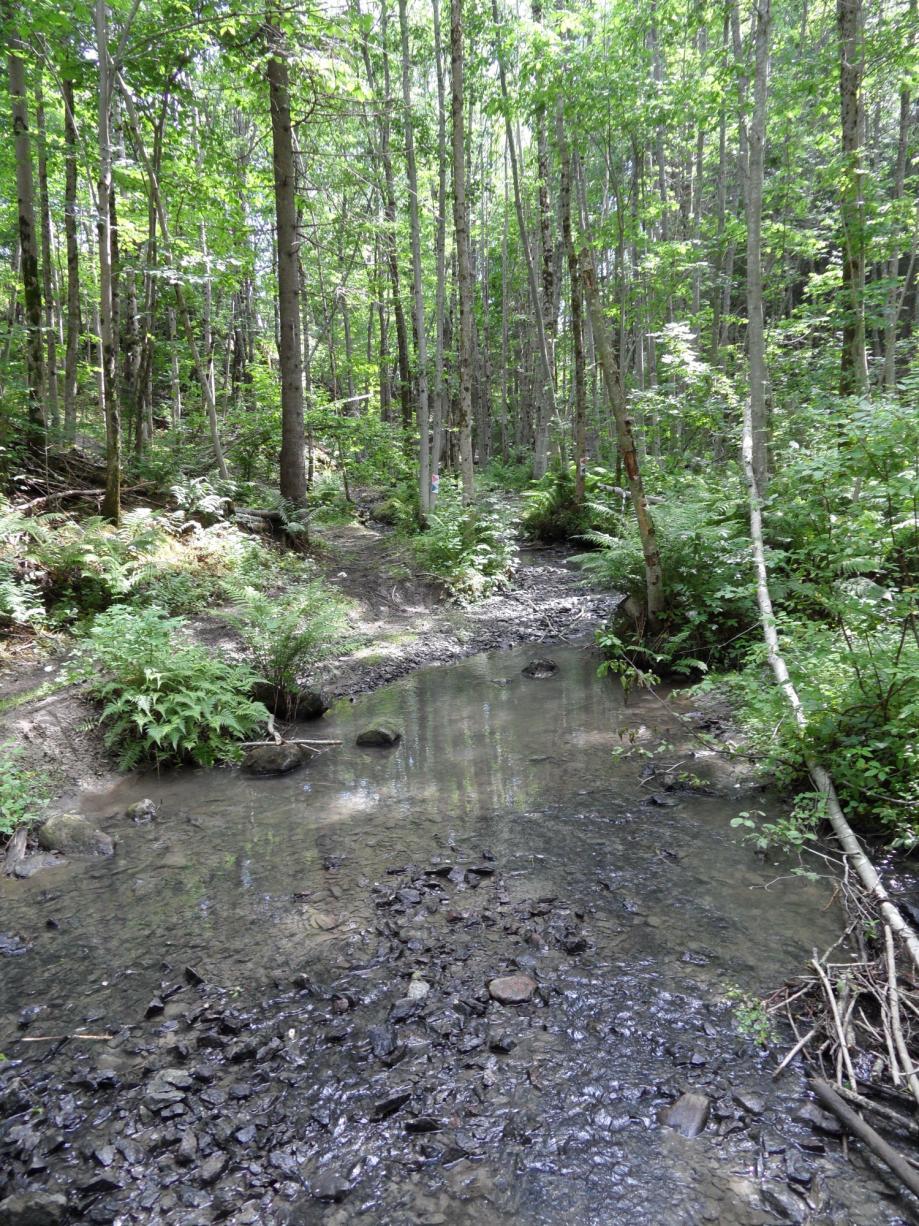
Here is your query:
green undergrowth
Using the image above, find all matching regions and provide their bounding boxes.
[586,398,918,849]
[0,746,49,840]
[409,480,518,599]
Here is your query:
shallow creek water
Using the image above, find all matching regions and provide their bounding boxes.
[0,644,911,1224]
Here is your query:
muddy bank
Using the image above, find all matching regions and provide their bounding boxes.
[1,645,913,1223]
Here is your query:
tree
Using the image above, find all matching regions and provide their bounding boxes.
[267,21,307,505]
[746,0,772,495]
[7,27,45,454]
[95,0,120,523]
[837,0,869,396]
[450,0,475,500]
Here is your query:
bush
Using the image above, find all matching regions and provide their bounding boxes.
[0,746,48,839]
[577,475,756,675]
[411,481,518,599]
[71,605,267,769]
[228,582,352,693]
[522,464,624,544]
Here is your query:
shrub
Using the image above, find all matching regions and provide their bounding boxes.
[228,582,352,693]
[522,464,624,544]
[411,481,518,599]
[71,605,267,769]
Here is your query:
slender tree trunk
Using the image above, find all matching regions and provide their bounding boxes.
[491,0,555,476]
[883,1,913,391]
[450,0,475,500]
[398,0,432,515]
[34,72,59,434]
[62,78,80,441]
[267,25,307,504]
[556,107,587,505]
[581,248,664,627]
[431,0,448,491]
[746,0,771,495]
[837,0,869,395]
[7,31,45,454]
[95,0,120,521]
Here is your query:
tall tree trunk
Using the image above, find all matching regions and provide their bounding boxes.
[746,0,771,496]
[7,31,45,454]
[398,0,433,515]
[490,0,556,477]
[34,71,60,434]
[267,25,307,504]
[581,249,664,627]
[450,0,475,500]
[62,78,80,441]
[556,107,587,505]
[883,0,913,391]
[837,0,869,395]
[431,0,448,491]
[95,0,120,522]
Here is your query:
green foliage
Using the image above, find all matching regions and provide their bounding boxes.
[522,464,624,543]
[411,481,518,599]
[725,986,776,1047]
[228,581,351,692]
[480,454,533,492]
[71,606,267,769]
[0,746,48,839]
[580,473,756,674]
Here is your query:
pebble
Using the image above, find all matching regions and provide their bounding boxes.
[488,974,537,1005]
[659,1092,710,1138]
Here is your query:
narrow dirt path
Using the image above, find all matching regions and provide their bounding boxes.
[311,520,619,697]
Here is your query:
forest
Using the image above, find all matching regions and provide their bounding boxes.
[1,0,919,1220]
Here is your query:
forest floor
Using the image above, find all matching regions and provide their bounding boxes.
[0,515,619,806]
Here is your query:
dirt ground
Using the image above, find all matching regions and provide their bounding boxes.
[0,520,620,808]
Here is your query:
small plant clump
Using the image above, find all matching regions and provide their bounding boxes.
[0,746,48,840]
[411,481,518,599]
[70,605,268,769]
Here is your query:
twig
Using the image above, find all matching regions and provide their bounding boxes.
[885,924,919,1107]
[240,738,342,747]
[773,1026,819,1079]
[19,1033,114,1042]
[812,953,858,1088]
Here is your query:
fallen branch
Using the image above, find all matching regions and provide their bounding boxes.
[18,1033,114,1042]
[811,1078,919,1200]
[239,738,342,747]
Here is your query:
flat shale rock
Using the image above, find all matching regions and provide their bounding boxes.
[521,658,558,679]
[0,1192,68,1226]
[488,974,537,1004]
[660,1092,710,1138]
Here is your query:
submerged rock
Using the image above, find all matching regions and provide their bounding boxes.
[12,854,66,879]
[521,658,558,679]
[488,974,537,1005]
[37,813,113,857]
[126,798,157,823]
[0,1192,68,1226]
[356,726,402,747]
[660,1092,710,1138]
[241,743,314,775]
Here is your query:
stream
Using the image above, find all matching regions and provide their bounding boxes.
[0,643,911,1224]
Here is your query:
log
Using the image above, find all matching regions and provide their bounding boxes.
[811,1078,919,1199]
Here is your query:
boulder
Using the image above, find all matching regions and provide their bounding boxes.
[38,813,114,857]
[251,682,330,722]
[242,743,315,776]
[660,1092,710,1138]
[126,798,157,823]
[356,726,402,748]
[521,658,558,679]
[0,1192,68,1226]
[488,974,537,1005]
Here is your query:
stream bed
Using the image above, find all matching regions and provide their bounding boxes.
[0,644,911,1224]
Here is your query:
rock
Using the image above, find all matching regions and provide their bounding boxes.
[0,933,31,956]
[241,743,314,776]
[785,1153,813,1187]
[761,1183,806,1223]
[406,976,430,1001]
[311,1172,351,1202]
[251,682,330,722]
[12,854,66,879]
[733,1089,766,1116]
[356,726,402,747]
[126,798,157,823]
[199,1152,226,1184]
[37,813,114,857]
[488,974,537,1005]
[370,1088,412,1120]
[793,1101,843,1136]
[0,1192,68,1226]
[521,658,558,679]
[660,1092,710,1138]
